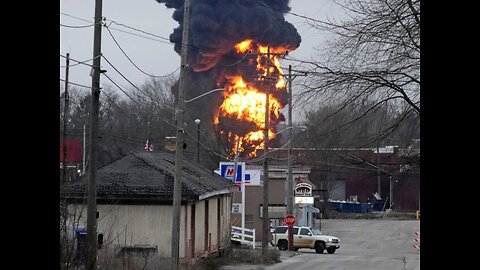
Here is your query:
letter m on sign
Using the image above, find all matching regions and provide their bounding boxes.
[225,167,235,179]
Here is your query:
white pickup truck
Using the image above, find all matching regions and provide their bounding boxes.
[271,226,340,254]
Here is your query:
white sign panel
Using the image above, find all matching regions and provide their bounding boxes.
[232,203,242,213]
[295,196,314,204]
[245,169,261,186]
[214,167,261,187]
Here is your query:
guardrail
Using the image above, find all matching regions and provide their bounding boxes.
[231,226,256,249]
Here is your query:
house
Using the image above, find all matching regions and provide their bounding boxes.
[61,150,236,266]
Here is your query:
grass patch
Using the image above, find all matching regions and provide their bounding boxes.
[193,247,280,270]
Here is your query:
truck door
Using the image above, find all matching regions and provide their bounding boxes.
[298,228,315,248]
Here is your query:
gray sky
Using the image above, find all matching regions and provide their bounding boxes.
[60,0,344,119]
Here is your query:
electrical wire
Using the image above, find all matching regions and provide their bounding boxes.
[60,54,101,68]
[101,55,178,112]
[102,73,141,107]
[60,23,96,29]
[60,79,91,89]
[104,25,180,78]
[60,54,98,68]
[60,12,92,23]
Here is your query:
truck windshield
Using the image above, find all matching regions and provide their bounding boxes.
[311,229,323,235]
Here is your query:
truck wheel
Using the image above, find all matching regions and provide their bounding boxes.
[278,240,288,251]
[294,248,299,252]
[327,247,336,254]
[315,242,325,254]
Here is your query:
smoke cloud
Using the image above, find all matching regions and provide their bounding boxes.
[156,0,301,72]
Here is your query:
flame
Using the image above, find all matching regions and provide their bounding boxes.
[215,40,288,158]
[235,40,253,53]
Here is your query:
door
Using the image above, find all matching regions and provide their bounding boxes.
[297,228,315,248]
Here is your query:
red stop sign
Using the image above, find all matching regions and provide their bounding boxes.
[284,215,296,226]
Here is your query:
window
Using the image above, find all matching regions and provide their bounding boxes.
[300,228,311,236]
[274,227,288,234]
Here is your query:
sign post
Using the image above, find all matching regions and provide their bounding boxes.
[219,162,246,243]
[284,214,296,251]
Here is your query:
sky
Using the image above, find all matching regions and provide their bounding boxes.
[60,0,344,120]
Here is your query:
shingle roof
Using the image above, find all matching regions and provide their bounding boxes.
[61,151,235,203]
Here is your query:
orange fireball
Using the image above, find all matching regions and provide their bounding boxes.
[215,40,288,158]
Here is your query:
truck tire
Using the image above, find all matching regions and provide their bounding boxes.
[278,240,288,251]
[327,247,336,254]
[315,242,325,254]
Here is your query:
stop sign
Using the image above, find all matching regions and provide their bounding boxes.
[284,214,296,226]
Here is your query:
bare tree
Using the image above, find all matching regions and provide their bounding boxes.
[296,0,420,141]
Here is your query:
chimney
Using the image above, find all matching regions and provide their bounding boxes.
[164,137,176,152]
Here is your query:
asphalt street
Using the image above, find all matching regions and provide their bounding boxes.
[222,219,420,270]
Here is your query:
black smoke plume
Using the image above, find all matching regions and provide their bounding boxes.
[156,0,301,159]
[156,0,301,72]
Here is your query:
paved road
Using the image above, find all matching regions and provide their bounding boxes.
[222,219,420,270]
[264,219,420,270]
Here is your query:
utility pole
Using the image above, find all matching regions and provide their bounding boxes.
[389,175,393,209]
[83,124,86,176]
[285,65,307,250]
[172,0,190,269]
[286,65,294,251]
[194,119,201,163]
[376,142,381,197]
[62,53,70,185]
[262,46,271,258]
[86,0,103,269]
[231,141,244,242]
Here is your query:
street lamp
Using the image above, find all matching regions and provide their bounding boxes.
[185,88,226,103]
[194,119,201,164]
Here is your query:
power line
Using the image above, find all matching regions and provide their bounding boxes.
[60,12,93,24]
[60,79,91,89]
[60,23,96,29]
[60,54,98,68]
[101,55,178,112]
[60,54,101,68]
[108,25,174,45]
[107,19,171,42]
[104,25,180,78]
[61,12,277,67]
[102,73,141,106]
[246,0,334,27]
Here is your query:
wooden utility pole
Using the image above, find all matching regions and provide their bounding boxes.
[376,142,381,197]
[285,65,306,250]
[62,53,70,185]
[86,0,103,269]
[83,124,87,175]
[172,0,190,269]
[286,65,294,251]
[262,46,271,258]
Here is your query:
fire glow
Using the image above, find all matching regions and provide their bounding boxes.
[215,40,288,158]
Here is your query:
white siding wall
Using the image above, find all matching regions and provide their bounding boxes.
[69,204,186,258]
[194,200,205,256]
[208,198,218,251]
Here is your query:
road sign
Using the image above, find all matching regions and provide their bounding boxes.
[219,162,245,182]
[284,214,296,226]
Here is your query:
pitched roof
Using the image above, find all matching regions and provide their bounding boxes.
[61,151,235,203]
